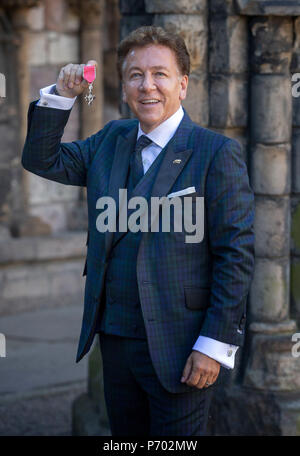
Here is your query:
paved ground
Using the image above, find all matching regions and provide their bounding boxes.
[0,305,90,436]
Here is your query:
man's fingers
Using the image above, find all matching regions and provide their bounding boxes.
[186,365,202,386]
[75,65,84,84]
[181,356,192,382]
[196,365,220,389]
[197,373,210,389]
[181,352,221,389]
[62,63,73,89]
[205,376,216,387]
[198,373,216,389]
[68,65,78,88]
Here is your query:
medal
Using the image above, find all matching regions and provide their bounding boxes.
[83,65,96,106]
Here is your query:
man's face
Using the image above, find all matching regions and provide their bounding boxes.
[122,44,188,133]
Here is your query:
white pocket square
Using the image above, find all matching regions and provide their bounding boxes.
[167,186,196,199]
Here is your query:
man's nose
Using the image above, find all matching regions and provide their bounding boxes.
[139,73,156,91]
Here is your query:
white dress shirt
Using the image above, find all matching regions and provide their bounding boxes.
[37,84,239,369]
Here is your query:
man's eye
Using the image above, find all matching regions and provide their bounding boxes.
[155,72,166,77]
[130,73,142,79]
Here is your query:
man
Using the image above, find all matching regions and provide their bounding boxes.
[22,26,255,436]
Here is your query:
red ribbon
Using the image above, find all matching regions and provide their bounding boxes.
[83,65,96,83]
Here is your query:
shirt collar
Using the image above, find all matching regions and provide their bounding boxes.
[137,105,184,148]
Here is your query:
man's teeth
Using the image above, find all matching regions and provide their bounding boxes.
[141,100,159,104]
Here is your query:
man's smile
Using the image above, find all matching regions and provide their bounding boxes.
[139,99,161,105]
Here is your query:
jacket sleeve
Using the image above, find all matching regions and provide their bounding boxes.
[200,138,255,346]
[21,101,114,187]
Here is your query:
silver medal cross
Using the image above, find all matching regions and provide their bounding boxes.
[84,82,96,106]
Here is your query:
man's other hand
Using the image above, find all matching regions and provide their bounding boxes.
[181,351,220,389]
[55,60,98,98]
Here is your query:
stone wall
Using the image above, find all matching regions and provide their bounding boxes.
[0,0,119,236]
[0,8,22,240]
[0,1,85,323]
[0,0,119,318]
[27,0,81,233]
[1,0,300,437]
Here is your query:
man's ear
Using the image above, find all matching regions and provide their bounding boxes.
[179,75,188,101]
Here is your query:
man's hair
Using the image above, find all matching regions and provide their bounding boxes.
[117,25,190,80]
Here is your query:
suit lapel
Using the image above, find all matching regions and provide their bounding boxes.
[145,111,195,232]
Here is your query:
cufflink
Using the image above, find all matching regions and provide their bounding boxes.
[227,349,233,357]
[42,101,48,106]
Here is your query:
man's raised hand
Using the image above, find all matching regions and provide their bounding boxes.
[55,60,98,98]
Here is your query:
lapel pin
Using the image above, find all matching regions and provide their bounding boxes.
[173,159,182,164]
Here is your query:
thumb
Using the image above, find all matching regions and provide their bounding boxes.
[181,355,193,382]
[86,60,98,68]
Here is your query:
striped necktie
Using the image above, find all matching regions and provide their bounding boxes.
[131,135,152,187]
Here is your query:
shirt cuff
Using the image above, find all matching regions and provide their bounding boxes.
[36,84,77,110]
[192,335,239,369]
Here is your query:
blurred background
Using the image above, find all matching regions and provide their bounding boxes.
[0,0,300,436]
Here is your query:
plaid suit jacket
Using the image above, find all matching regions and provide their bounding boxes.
[22,102,255,393]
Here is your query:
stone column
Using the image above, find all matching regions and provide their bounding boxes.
[5,1,39,144]
[10,7,31,145]
[232,15,300,436]
[0,6,20,239]
[291,17,300,328]
[207,2,300,436]
[246,15,297,388]
[68,0,104,139]
[209,0,249,161]
[0,1,50,237]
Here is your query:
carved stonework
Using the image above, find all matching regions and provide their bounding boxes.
[236,0,300,15]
